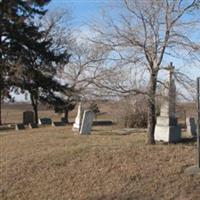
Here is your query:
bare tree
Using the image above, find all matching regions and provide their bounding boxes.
[90,0,200,144]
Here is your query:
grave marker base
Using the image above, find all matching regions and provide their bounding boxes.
[184,165,200,175]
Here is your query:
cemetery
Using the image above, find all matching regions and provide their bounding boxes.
[1,0,200,200]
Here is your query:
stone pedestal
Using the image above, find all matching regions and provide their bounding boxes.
[155,118,181,142]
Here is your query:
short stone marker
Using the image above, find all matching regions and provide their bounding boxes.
[186,117,196,137]
[38,118,52,125]
[52,121,66,127]
[23,111,34,125]
[28,123,38,129]
[15,123,25,131]
[73,102,83,131]
[80,110,94,135]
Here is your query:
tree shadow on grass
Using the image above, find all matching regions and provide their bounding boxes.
[179,137,196,145]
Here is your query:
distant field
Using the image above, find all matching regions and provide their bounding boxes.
[0,103,199,200]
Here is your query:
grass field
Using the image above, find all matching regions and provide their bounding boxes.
[0,104,200,200]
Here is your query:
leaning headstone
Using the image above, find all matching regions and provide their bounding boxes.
[186,117,196,137]
[23,111,34,125]
[38,118,52,125]
[80,110,94,135]
[72,102,83,131]
[28,123,38,129]
[15,123,25,131]
[155,63,181,143]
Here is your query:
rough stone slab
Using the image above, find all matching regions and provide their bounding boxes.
[38,118,52,125]
[155,125,181,143]
[184,165,200,175]
[80,110,94,135]
[15,123,25,131]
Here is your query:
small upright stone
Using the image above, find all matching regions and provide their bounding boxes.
[28,123,38,129]
[38,118,52,125]
[15,123,25,131]
[155,63,181,143]
[186,117,196,137]
[80,110,94,135]
[23,111,34,125]
[72,103,83,131]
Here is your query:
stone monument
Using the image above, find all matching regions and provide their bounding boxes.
[155,62,181,143]
[80,110,94,135]
[23,111,34,125]
[72,102,83,131]
[186,117,196,137]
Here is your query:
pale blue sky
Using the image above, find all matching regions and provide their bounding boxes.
[47,0,108,26]
[14,0,199,101]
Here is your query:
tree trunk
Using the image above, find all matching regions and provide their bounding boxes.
[33,103,38,124]
[64,109,69,124]
[30,93,39,124]
[0,89,2,125]
[146,73,157,144]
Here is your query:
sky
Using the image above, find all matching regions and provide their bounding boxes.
[14,0,199,101]
[47,0,108,26]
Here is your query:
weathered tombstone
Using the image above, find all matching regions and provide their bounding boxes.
[186,117,196,137]
[72,102,83,131]
[23,111,34,125]
[155,63,181,143]
[38,118,52,125]
[28,123,38,129]
[80,110,94,135]
[15,123,25,131]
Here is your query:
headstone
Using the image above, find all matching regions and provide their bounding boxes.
[186,117,196,137]
[28,123,38,129]
[80,110,94,135]
[155,63,181,143]
[23,111,34,125]
[72,102,83,131]
[15,123,25,131]
[38,118,52,125]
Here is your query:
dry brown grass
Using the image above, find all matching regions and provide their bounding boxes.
[0,104,200,200]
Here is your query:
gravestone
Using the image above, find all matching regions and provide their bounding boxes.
[29,123,38,129]
[80,110,94,135]
[38,118,52,125]
[72,102,83,131]
[155,63,181,143]
[15,123,25,131]
[186,117,196,137]
[23,111,34,125]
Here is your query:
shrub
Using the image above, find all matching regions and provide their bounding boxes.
[114,95,148,128]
